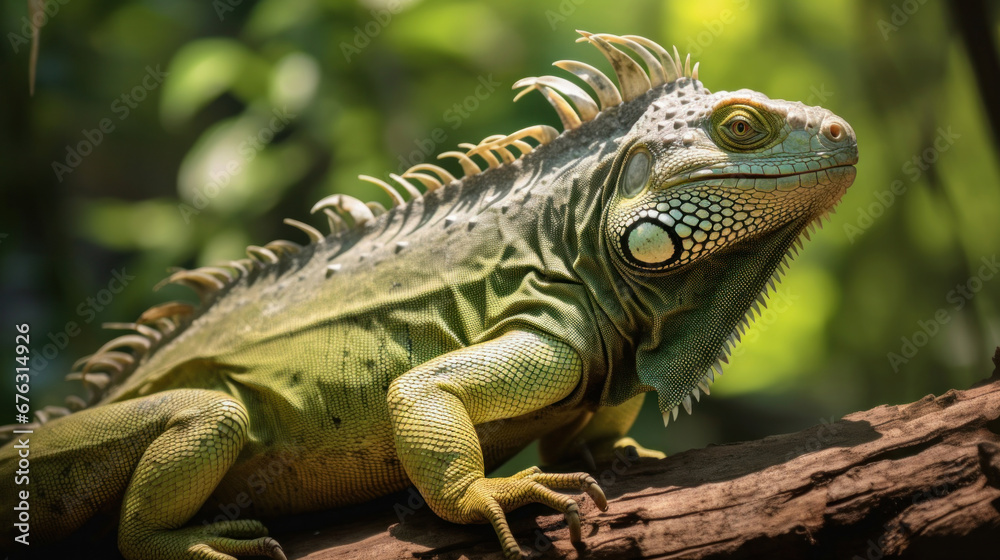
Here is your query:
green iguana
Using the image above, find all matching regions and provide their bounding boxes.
[1,31,858,559]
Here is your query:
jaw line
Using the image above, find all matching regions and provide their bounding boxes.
[660,162,858,190]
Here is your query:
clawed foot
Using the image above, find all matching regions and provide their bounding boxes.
[575,435,666,470]
[460,466,608,559]
[121,519,285,560]
[612,436,666,460]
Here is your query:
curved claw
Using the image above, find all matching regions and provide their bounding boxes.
[584,477,609,511]
[565,501,582,543]
[268,538,288,560]
[483,497,520,560]
[464,468,607,559]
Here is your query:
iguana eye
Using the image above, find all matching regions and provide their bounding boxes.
[719,111,766,146]
[620,147,651,198]
[712,102,780,152]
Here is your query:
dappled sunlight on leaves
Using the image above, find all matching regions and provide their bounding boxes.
[80,198,192,252]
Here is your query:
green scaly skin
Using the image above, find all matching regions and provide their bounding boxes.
[0,31,858,559]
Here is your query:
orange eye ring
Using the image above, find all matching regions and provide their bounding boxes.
[730,119,750,136]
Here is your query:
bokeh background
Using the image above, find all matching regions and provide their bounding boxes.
[0,0,998,477]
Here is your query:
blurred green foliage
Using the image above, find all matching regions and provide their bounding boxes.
[0,0,998,473]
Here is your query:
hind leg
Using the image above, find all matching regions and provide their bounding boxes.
[114,390,284,560]
[0,389,283,559]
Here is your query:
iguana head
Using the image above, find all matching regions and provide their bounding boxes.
[507,32,857,423]
[606,89,856,275]
[603,82,857,423]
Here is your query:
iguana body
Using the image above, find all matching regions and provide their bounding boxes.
[0,31,858,559]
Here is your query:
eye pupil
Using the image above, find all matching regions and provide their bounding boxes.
[733,121,746,134]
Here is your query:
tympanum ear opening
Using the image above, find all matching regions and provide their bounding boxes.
[620,147,651,198]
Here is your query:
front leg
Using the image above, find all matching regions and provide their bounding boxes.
[386,330,607,559]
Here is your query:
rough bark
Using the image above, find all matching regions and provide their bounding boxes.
[278,351,1000,559]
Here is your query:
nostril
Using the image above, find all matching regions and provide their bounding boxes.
[822,119,848,143]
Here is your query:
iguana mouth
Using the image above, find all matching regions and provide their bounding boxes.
[664,162,858,190]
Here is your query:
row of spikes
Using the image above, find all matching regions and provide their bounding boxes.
[61,240,314,408]
[56,157,479,408]
[661,209,836,428]
[52,163,455,409]
[514,30,699,131]
[117,30,700,285]
[326,123,561,231]
[53,30,699,417]
[337,30,700,219]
